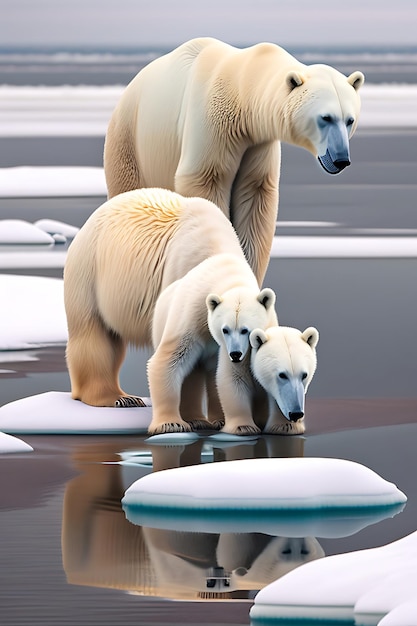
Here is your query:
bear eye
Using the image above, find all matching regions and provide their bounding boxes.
[279,372,288,380]
[346,117,354,127]
[321,114,333,123]
[301,372,308,380]
[240,328,249,335]
[222,328,229,335]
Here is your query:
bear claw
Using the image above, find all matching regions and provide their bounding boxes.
[264,422,305,436]
[148,422,193,435]
[234,424,261,436]
[114,396,147,408]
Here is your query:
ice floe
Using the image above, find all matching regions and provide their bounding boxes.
[0,219,56,244]
[0,165,106,197]
[0,431,33,454]
[250,529,417,625]
[0,274,67,350]
[122,457,406,537]
[0,391,152,434]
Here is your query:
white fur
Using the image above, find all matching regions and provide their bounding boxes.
[147,254,277,435]
[104,37,364,283]
[64,188,245,408]
[249,326,319,435]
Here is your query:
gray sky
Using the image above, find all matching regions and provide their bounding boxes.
[1,0,417,49]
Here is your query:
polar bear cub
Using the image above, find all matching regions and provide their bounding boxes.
[207,323,318,436]
[250,326,319,435]
[147,253,277,435]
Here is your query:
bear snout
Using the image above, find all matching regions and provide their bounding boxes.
[230,351,243,362]
[333,157,350,171]
[289,411,304,422]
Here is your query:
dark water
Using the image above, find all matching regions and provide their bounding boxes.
[1,50,417,625]
[1,46,417,85]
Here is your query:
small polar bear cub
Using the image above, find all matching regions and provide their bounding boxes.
[249,326,319,435]
[147,253,277,435]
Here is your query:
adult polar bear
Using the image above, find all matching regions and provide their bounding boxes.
[64,187,268,411]
[104,37,364,283]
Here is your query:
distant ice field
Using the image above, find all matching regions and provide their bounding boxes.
[0,84,416,136]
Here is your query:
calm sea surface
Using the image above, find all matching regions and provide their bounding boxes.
[1,47,417,625]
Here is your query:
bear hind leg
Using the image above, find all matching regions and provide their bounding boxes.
[66,318,137,407]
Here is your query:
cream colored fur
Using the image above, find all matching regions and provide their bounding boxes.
[249,326,319,435]
[64,188,244,408]
[211,325,319,436]
[147,254,277,435]
[104,37,364,283]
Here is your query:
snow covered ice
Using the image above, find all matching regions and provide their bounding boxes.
[250,529,417,625]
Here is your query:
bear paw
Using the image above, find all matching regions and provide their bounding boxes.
[223,424,261,436]
[186,419,216,431]
[114,395,147,408]
[264,421,305,436]
[148,421,193,435]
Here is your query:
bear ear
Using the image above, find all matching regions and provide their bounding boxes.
[206,293,222,312]
[347,71,365,91]
[286,71,304,91]
[250,328,268,350]
[302,327,319,349]
[257,287,276,310]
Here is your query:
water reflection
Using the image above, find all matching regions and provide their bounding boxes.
[61,436,404,601]
[63,436,320,600]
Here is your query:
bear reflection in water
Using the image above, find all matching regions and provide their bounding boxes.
[62,436,324,600]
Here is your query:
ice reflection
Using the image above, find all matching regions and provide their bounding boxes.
[62,436,318,600]
[61,436,403,601]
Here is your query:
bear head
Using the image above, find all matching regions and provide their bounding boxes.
[206,287,276,363]
[283,65,365,175]
[249,325,319,422]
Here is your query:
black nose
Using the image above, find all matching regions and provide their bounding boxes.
[289,411,304,422]
[333,158,350,171]
[230,351,242,362]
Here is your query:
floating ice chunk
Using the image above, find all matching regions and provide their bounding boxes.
[379,600,417,626]
[145,432,201,445]
[250,529,417,624]
[0,391,152,434]
[0,431,33,453]
[0,274,67,349]
[0,166,107,197]
[0,219,55,244]
[123,458,406,536]
[207,432,259,442]
[34,218,79,239]
[124,457,406,512]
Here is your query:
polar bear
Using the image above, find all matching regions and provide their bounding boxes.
[250,326,319,435]
[209,324,318,435]
[104,37,364,283]
[147,253,277,434]
[64,187,248,409]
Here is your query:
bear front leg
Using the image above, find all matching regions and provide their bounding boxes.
[216,351,261,436]
[147,338,199,435]
[263,400,306,436]
[230,142,280,285]
[180,365,216,431]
